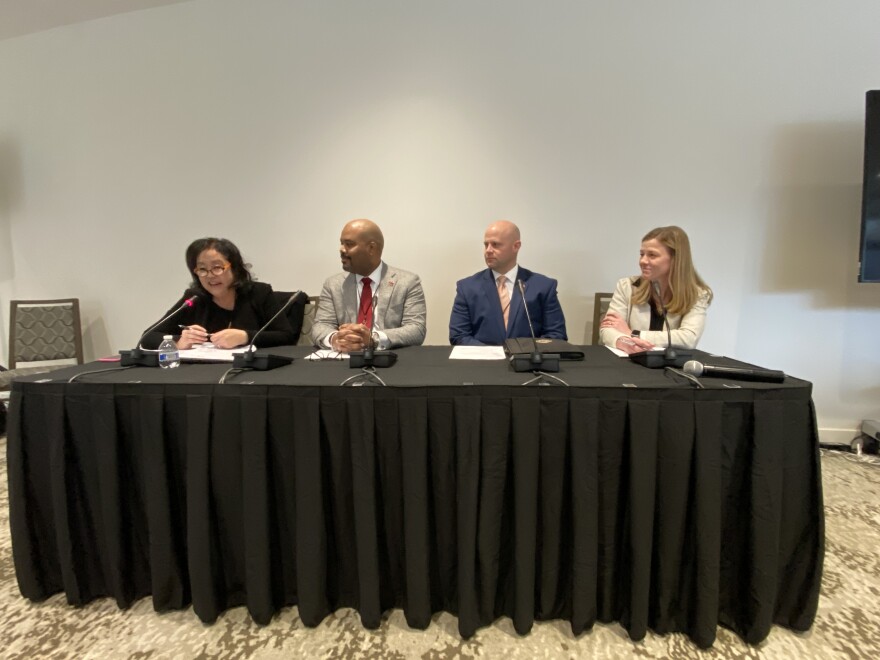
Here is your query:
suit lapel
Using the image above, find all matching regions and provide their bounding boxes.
[374,263,392,328]
[342,273,358,325]
[508,270,529,336]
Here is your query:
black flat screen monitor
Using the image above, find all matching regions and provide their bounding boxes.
[859,90,880,282]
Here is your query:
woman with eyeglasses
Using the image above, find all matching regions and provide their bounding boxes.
[140,237,302,350]
[599,226,713,354]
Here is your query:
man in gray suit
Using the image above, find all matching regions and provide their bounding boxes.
[311,219,427,352]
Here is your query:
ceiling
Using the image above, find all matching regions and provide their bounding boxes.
[0,0,194,41]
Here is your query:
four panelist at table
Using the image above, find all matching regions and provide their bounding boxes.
[138,224,713,356]
[6,221,824,651]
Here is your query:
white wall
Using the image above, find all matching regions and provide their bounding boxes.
[1,0,878,438]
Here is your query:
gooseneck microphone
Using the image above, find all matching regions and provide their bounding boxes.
[350,286,397,369]
[139,292,200,349]
[683,360,786,383]
[119,291,201,366]
[630,282,691,369]
[519,279,543,369]
[652,280,677,362]
[231,291,300,371]
[362,291,379,363]
[509,279,560,373]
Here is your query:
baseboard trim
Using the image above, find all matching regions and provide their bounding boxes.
[819,427,859,447]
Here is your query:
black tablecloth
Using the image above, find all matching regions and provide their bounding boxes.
[6,346,823,648]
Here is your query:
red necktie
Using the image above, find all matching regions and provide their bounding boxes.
[357,277,373,328]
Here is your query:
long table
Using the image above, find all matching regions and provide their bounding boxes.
[6,346,824,648]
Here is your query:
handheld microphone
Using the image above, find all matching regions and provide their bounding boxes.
[509,279,560,373]
[231,291,300,371]
[120,291,201,366]
[683,360,786,383]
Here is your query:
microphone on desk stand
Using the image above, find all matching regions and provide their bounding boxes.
[119,291,201,366]
[653,281,678,363]
[509,279,567,385]
[362,292,378,363]
[350,286,397,370]
[629,281,691,369]
[230,291,301,371]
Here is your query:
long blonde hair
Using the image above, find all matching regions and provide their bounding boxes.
[631,226,712,316]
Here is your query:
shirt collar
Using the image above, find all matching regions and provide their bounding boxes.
[491,264,518,284]
[360,261,384,286]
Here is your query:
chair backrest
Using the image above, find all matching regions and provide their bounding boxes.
[298,296,320,345]
[589,292,614,345]
[9,298,84,368]
[269,291,309,345]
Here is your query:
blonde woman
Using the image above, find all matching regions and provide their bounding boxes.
[599,226,712,354]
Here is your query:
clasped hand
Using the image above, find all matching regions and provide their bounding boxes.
[331,323,373,353]
[177,325,248,350]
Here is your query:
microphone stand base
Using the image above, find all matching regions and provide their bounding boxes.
[630,351,692,369]
[231,353,294,371]
[521,371,569,386]
[349,351,398,368]
[510,353,560,373]
[119,349,159,367]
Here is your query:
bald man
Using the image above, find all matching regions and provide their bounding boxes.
[449,220,567,346]
[311,219,427,352]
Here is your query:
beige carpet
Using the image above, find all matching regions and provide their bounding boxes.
[1,437,877,659]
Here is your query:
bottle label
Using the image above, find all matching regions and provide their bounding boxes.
[159,352,179,363]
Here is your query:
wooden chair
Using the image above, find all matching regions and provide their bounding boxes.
[590,292,614,345]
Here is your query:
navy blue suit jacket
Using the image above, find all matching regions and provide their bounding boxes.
[449,267,568,346]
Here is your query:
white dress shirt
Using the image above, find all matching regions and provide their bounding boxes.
[491,264,519,303]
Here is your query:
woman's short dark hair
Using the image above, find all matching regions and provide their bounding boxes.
[185,237,254,295]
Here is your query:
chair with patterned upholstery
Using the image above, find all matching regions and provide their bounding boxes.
[298,296,319,346]
[0,298,84,391]
[590,292,614,345]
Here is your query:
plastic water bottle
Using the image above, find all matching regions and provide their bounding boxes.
[158,335,180,369]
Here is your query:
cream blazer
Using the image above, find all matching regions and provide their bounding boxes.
[599,276,710,349]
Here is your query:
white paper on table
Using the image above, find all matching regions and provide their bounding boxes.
[448,345,507,360]
[178,343,248,362]
[305,349,350,361]
[606,345,664,358]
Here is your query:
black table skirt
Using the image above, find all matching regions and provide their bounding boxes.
[6,348,823,648]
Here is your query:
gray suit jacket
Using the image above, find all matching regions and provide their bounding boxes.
[310,262,427,348]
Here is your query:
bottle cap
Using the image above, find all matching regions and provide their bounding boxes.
[163,335,172,339]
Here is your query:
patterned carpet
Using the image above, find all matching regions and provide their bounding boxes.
[1,437,878,659]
